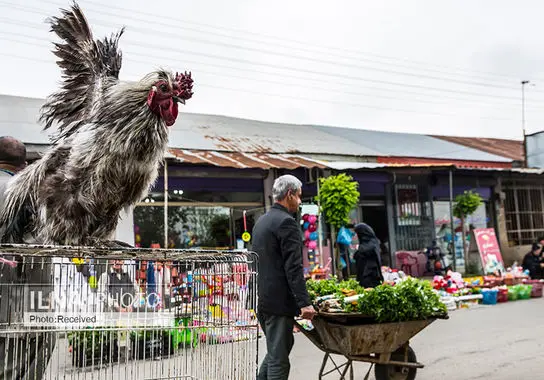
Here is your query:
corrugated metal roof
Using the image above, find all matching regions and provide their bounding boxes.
[307,160,544,175]
[166,150,516,172]
[376,156,512,169]
[167,149,327,169]
[320,161,388,170]
[168,113,376,155]
[312,125,511,162]
[0,94,512,163]
[432,135,523,161]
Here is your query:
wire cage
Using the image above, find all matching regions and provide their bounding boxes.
[0,244,259,380]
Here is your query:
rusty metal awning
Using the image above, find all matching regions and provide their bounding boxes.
[167,148,327,169]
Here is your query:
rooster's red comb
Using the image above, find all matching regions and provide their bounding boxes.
[175,71,194,101]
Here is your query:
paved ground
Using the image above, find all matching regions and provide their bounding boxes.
[259,298,544,379]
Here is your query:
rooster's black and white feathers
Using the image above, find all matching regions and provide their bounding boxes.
[40,3,124,143]
[0,2,192,246]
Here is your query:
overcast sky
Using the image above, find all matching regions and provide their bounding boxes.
[1,0,543,140]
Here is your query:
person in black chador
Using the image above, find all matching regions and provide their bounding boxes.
[353,223,384,288]
[522,243,544,280]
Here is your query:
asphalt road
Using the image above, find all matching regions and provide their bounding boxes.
[259,298,544,380]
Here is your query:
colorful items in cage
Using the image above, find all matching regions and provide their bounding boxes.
[188,264,254,327]
[232,262,249,286]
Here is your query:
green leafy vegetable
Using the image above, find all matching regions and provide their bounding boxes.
[307,277,447,323]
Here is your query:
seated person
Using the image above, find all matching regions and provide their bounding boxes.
[522,243,544,280]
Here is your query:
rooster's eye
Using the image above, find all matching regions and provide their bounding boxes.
[159,84,168,92]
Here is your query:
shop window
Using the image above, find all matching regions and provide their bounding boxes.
[504,184,544,245]
[395,184,421,226]
[393,183,434,251]
[433,201,489,231]
[134,206,232,249]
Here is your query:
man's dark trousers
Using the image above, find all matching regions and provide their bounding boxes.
[257,310,295,380]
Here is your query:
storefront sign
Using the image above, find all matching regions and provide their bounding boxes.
[473,228,505,274]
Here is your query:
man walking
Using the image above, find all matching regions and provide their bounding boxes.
[252,174,316,380]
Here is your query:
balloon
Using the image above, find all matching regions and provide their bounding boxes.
[303,222,310,230]
[308,223,317,232]
[134,225,140,233]
[310,232,318,241]
[304,239,310,247]
[308,240,317,250]
[308,215,317,224]
[304,230,311,240]
[302,214,310,222]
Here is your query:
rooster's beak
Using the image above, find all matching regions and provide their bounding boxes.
[172,96,185,105]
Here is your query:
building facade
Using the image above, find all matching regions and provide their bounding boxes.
[2,94,533,272]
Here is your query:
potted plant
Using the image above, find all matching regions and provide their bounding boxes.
[315,173,360,276]
[69,329,119,367]
[453,190,483,271]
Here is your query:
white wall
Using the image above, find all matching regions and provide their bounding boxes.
[114,207,135,246]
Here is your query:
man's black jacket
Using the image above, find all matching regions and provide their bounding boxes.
[252,203,311,316]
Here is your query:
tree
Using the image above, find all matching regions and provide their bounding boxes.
[453,190,483,270]
[315,173,360,275]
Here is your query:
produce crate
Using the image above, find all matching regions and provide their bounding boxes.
[503,277,524,286]
[518,285,532,300]
[524,280,543,298]
[481,289,498,305]
[507,284,532,300]
[507,287,518,301]
[497,288,509,303]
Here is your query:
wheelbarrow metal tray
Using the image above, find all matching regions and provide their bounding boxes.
[310,316,435,356]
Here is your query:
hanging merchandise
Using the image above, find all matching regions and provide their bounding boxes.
[337,226,354,245]
[302,212,320,263]
[241,210,251,243]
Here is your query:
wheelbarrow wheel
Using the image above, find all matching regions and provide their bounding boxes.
[374,346,417,380]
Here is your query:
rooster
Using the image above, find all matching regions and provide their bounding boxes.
[0,2,193,246]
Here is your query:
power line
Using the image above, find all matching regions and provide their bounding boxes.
[3,1,538,93]
[3,27,531,108]
[76,0,535,83]
[2,50,539,124]
[4,33,543,116]
[0,17,536,104]
[25,6,514,91]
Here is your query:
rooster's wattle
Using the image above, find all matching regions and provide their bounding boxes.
[0,3,194,246]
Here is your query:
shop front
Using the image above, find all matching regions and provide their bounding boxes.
[133,165,267,250]
[382,170,497,276]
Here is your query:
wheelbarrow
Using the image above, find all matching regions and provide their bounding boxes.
[295,312,448,380]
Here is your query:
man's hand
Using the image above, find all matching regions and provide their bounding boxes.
[300,305,317,320]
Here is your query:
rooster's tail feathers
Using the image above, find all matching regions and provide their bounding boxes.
[40,2,124,142]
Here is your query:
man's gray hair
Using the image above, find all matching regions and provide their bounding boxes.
[272,175,302,202]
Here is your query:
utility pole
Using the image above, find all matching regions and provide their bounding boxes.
[522,80,530,167]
